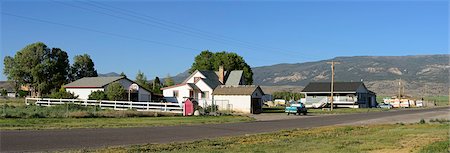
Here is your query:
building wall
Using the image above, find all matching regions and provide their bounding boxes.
[67,78,152,101]
[162,85,192,103]
[214,95,251,113]
[185,72,206,83]
[66,88,104,100]
[195,79,213,100]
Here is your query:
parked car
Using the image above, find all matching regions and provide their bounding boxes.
[285,101,307,115]
[378,103,393,109]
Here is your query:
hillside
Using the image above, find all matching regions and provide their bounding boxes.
[173,54,449,96]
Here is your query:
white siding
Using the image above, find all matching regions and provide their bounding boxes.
[66,88,104,100]
[195,79,213,100]
[162,85,192,103]
[67,78,152,101]
[214,95,251,113]
[185,72,206,83]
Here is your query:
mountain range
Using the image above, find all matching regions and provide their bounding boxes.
[101,54,449,96]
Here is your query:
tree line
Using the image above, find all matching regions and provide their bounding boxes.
[3,42,98,97]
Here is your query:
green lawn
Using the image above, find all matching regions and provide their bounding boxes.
[77,122,449,153]
[0,115,254,130]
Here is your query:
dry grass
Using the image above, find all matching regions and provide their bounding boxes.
[72,123,449,153]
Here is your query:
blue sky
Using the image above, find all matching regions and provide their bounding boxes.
[1,0,448,80]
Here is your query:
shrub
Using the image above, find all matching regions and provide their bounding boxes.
[50,87,77,99]
[89,90,107,100]
[106,82,126,101]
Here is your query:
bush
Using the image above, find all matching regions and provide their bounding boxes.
[89,90,107,100]
[17,90,28,97]
[50,87,77,99]
[106,82,126,101]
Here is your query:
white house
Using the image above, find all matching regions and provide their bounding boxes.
[64,76,152,101]
[162,66,245,106]
[213,85,264,114]
[301,82,377,108]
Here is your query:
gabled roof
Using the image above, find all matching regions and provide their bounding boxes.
[0,81,16,92]
[301,82,365,92]
[213,85,264,95]
[64,77,124,88]
[225,70,243,86]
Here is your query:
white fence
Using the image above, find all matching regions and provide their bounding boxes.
[25,98,183,114]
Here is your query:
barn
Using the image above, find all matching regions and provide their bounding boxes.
[64,76,152,101]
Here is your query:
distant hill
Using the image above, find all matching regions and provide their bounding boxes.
[98,72,121,77]
[173,55,449,96]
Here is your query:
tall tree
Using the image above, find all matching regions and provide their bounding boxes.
[152,76,162,94]
[70,54,97,81]
[190,50,253,84]
[3,42,70,96]
[164,74,175,87]
[135,70,150,90]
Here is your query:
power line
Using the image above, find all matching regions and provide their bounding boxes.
[2,12,283,63]
[53,0,316,60]
[1,12,200,51]
[83,0,305,57]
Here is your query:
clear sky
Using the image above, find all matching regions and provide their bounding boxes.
[1,0,448,80]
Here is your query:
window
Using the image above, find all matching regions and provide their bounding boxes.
[202,91,209,99]
[173,90,179,97]
[189,90,194,98]
[194,77,201,83]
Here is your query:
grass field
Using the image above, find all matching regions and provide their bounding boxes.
[75,122,449,153]
[0,115,254,130]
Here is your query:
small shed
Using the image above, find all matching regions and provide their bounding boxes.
[212,85,264,114]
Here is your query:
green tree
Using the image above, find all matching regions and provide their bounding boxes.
[152,76,162,94]
[273,91,304,101]
[164,74,175,87]
[3,42,71,96]
[106,82,126,101]
[0,89,7,96]
[88,90,107,100]
[190,50,253,84]
[120,72,127,77]
[135,70,151,90]
[49,87,77,99]
[70,54,97,81]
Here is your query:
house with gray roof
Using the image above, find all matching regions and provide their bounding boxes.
[64,76,152,101]
[301,82,377,108]
[162,66,255,112]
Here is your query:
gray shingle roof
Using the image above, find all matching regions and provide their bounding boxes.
[301,82,365,92]
[213,85,264,95]
[0,81,16,92]
[225,70,243,86]
[64,77,124,88]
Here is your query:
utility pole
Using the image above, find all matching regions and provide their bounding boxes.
[327,61,340,111]
[398,79,402,99]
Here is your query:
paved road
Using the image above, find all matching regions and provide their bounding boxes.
[1,107,448,152]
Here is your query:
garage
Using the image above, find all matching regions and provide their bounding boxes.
[212,85,265,114]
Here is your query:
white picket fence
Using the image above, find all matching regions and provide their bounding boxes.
[25,98,183,114]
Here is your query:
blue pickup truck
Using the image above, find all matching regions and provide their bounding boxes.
[285,101,308,115]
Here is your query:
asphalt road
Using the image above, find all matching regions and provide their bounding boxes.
[1,107,448,152]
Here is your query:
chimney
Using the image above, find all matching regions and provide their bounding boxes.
[219,66,224,84]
